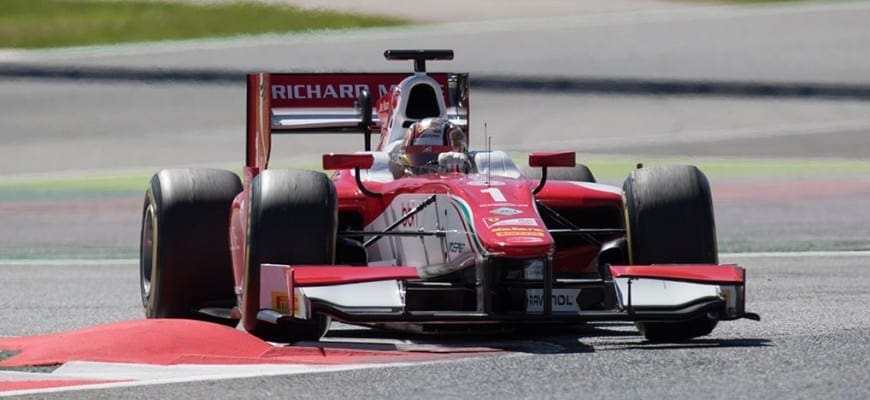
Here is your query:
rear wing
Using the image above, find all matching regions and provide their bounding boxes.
[245,72,469,172]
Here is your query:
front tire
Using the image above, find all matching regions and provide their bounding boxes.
[242,169,337,343]
[623,165,719,341]
[139,168,241,326]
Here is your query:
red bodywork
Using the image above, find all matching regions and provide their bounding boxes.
[610,265,745,284]
[212,53,760,334]
[154,47,765,341]
[331,170,620,260]
[228,72,626,293]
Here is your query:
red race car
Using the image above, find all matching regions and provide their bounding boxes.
[139,49,758,342]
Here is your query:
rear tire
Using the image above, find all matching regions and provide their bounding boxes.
[139,168,241,326]
[522,163,595,183]
[622,165,719,341]
[242,169,337,343]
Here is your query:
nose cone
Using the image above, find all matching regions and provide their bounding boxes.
[455,176,554,258]
[475,213,554,257]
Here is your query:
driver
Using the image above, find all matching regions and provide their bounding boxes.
[389,117,468,177]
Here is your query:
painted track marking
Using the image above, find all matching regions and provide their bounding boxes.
[2,250,868,266]
[0,319,501,396]
[0,358,474,397]
[720,250,870,258]
[0,259,137,266]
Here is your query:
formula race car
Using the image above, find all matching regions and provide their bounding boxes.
[139,49,759,342]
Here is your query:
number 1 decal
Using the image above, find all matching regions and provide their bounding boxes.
[481,187,507,202]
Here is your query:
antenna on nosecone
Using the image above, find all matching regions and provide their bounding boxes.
[485,122,491,187]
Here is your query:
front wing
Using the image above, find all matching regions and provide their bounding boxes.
[257,263,759,326]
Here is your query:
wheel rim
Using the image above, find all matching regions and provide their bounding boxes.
[140,203,156,307]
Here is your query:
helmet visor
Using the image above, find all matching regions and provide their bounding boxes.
[403,145,453,172]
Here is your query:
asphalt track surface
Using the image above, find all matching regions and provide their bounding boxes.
[1,253,868,399]
[1,2,870,398]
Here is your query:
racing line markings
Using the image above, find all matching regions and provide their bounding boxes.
[0,359,463,397]
[0,259,137,266]
[0,319,503,396]
[2,250,868,395]
[2,250,870,266]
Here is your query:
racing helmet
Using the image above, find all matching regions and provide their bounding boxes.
[393,118,467,175]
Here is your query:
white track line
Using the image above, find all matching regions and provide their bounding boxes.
[720,250,870,258]
[0,357,484,397]
[498,119,870,152]
[0,259,137,266]
[52,361,364,381]
[1,251,869,267]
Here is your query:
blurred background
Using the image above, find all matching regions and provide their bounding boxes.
[1,2,870,397]
[2,0,869,261]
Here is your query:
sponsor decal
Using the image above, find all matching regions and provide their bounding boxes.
[526,288,582,313]
[400,201,418,227]
[271,83,389,101]
[377,97,390,112]
[490,207,522,216]
[490,218,538,228]
[267,73,453,108]
[271,292,289,314]
[506,236,545,243]
[492,226,546,238]
[479,203,528,208]
[482,217,539,228]
[448,242,466,254]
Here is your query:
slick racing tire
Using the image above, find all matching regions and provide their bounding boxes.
[242,169,337,343]
[140,168,241,326]
[521,163,596,183]
[623,165,719,342]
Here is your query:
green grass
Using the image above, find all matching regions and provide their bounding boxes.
[721,0,826,3]
[0,173,153,201]
[707,0,848,3]
[1,156,869,200]
[0,0,407,49]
